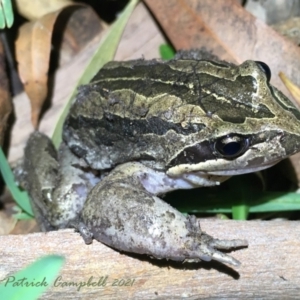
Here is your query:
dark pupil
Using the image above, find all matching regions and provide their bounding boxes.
[214,134,250,159]
[221,141,242,156]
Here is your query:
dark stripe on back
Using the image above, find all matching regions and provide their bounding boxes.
[91,65,275,123]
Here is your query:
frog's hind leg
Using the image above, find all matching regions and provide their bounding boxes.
[23,131,99,231]
[22,131,61,231]
[78,162,248,266]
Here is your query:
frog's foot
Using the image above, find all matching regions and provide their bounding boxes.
[78,162,248,267]
[188,228,248,266]
[70,220,94,244]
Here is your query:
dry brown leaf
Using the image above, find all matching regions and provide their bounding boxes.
[144,0,300,97]
[0,210,17,235]
[9,219,40,235]
[278,72,300,185]
[55,7,106,66]
[272,17,300,45]
[279,71,300,107]
[15,0,73,20]
[7,2,157,165]
[15,5,103,129]
[279,152,300,187]
[0,39,11,145]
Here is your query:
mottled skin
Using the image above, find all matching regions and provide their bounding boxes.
[75,161,247,266]
[23,132,100,231]
[23,55,300,267]
[63,59,300,172]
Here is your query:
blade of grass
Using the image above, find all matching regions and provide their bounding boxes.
[174,191,300,213]
[52,0,139,147]
[228,176,250,220]
[232,204,249,220]
[0,147,33,216]
[249,192,300,212]
[167,185,300,214]
[0,255,65,300]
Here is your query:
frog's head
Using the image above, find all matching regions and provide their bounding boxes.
[167,60,300,177]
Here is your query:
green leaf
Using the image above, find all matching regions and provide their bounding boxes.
[0,147,33,216]
[52,0,139,147]
[159,44,175,60]
[13,212,34,220]
[0,4,6,29]
[0,255,65,300]
[0,0,14,29]
[3,0,13,28]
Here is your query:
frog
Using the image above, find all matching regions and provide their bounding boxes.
[22,52,300,267]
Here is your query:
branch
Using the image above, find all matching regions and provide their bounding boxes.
[1,220,299,299]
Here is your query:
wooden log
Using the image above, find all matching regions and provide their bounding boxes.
[1,220,299,299]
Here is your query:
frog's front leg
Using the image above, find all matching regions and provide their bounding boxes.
[76,162,248,266]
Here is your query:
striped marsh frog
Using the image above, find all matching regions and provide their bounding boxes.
[23,55,300,266]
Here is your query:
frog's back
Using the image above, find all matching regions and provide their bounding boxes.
[63,58,300,171]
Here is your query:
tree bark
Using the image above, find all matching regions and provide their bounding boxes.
[1,220,300,299]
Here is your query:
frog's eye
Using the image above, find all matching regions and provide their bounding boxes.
[255,61,271,82]
[214,134,250,159]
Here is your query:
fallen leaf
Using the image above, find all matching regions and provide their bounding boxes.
[52,0,139,147]
[279,72,300,108]
[10,219,40,235]
[54,6,107,66]
[279,153,300,187]
[0,39,11,145]
[15,0,73,20]
[278,72,300,186]
[15,4,103,129]
[144,0,300,98]
[0,210,17,235]
[272,17,300,45]
[7,1,158,165]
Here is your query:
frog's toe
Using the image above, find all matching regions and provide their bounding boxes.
[194,230,248,266]
[169,216,247,266]
[197,246,242,266]
[70,220,94,244]
[207,237,249,250]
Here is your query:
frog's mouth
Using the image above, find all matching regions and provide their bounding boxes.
[167,152,283,178]
[204,159,280,176]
